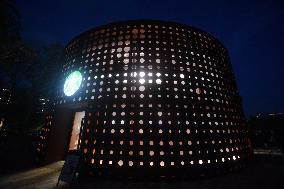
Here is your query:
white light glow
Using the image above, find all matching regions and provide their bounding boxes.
[156,79,162,84]
[64,71,82,96]
[139,79,145,84]
[139,71,145,77]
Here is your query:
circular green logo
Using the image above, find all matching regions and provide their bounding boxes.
[64,71,82,96]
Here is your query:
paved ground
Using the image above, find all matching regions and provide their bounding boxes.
[0,161,64,189]
[0,156,284,189]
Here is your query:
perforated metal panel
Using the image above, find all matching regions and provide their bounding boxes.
[39,20,250,178]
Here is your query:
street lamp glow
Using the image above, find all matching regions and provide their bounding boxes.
[64,71,82,96]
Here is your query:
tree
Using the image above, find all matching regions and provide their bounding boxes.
[0,0,38,91]
[0,0,22,40]
[31,43,65,99]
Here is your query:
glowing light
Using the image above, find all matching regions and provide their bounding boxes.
[139,71,145,77]
[118,160,123,166]
[156,79,162,84]
[64,71,82,96]
[0,119,3,128]
[139,79,145,84]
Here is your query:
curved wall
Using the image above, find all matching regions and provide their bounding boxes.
[40,20,250,177]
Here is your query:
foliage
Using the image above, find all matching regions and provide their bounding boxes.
[248,114,284,152]
[0,0,64,134]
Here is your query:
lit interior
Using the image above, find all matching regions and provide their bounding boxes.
[69,111,85,150]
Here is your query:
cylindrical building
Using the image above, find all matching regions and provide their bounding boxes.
[38,20,250,178]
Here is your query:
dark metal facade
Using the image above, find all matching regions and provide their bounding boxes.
[38,20,250,178]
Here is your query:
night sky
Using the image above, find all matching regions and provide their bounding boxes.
[15,0,284,117]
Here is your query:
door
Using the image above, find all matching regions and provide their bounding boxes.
[68,111,85,151]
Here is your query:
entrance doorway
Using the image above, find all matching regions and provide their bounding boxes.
[68,111,85,151]
[44,104,87,164]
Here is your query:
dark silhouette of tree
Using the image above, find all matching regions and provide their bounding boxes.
[248,114,284,152]
[0,0,64,172]
[31,43,65,99]
[0,0,38,91]
[0,0,22,40]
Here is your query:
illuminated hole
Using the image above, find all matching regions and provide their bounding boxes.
[139,71,145,77]
[129,161,133,166]
[139,79,145,84]
[156,79,162,84]
[139,86,145,91]
[149,151,154,156]
[199,160,203,164]
[118,160,123,166]
[160,161,165,167]
[124,47,130,52]
[196,88,201,94]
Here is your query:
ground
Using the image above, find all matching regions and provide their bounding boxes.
[0,156,283,189]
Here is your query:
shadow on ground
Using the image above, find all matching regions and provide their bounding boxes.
[0,157,283,189]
